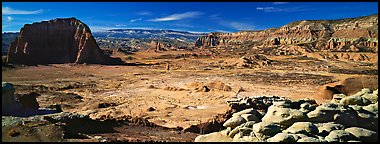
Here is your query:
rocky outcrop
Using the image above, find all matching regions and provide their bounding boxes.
[194,88,378,142]
[2,82,22,115]
[148,40,171,51]
[2,82,61,117]
[7,18,122,65]
[195,14,378,55]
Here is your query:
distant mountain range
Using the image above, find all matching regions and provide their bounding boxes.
[2,32,19,55]
[92,29,207,43]
[2,29,207,55]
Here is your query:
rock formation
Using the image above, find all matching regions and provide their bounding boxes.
[2,82,22,115]
[149,40,169,51]
[195,14,378,54]
[6,17,122,65]
[195,88,378,142]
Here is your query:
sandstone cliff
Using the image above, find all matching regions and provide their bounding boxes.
[195,14,378,54]
[7,18,122,65]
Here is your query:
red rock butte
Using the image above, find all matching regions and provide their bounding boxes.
[6,17,122,65]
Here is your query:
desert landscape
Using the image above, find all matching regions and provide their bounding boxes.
[2,2,378,142]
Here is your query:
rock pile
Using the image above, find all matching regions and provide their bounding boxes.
[195,88,378,142]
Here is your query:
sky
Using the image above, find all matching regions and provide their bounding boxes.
[2,2,378,33]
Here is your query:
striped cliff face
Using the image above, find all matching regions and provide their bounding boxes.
[195,14,378,53]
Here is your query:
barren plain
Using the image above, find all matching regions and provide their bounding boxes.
[2,49,377,142]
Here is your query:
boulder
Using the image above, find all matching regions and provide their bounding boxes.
[261,105,306,126]
[223,116,247,129]
[340,95,371,106]
[233,136,259,142]
[232,108,262,119]
[240,114,261,122]
[299,102,316,113]
[316,122,345,136]
[266,133,298,142]
[235,127,253,139]
[345,127,378,142]
[307,103,353,123]
[283,122,318,135]
[297,137,327,142]
[194,131,233,142]
[228,121,255,138]
[271,100,293,108]
[362,102,378,114]
[252,122,281,136]
[334,114,358,128]
[325,130,355,142]
[373,89,378,96]
[361,93,378,104]
[15,92,40,109]
[331,94,346,103]
[351,88,372,97]
[7,18,122,65]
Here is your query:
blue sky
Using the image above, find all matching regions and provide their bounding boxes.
[2,2,378,33]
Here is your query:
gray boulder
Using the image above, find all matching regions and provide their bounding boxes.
[307,103,356,123]
[362,102,378,114]
[266,133,298,142]
[228,121,256,138]
[232,108,261,118]
[223,116,247,129]
[316,122,345,136]
[261,105,306,126]
[252,122,281,136]
[233,136,259,142]
[325,130,355,142]
[373,89,378,96]
[194,131,233,142]
[331,93,346,104]
[340,95,371,106]
[284,122,318,135]
[297,137,327,142]
[299,102,316,113]
[345,127,378,142]
[241,114,261,122]
[351,88,372,97]
[361,93,378,104]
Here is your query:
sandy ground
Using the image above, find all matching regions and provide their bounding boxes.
[2,50,378,141]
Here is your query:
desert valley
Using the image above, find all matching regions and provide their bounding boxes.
[2,2,378,142]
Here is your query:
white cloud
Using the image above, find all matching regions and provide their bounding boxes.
[256,7,275,11]
[256,6,306,12]
[149,11,203,22]
[2,7,44,15]
[227,22,255,30]
[115,24,127,27]
[173,23,194,28]
[6,16,13,21]
[130,18,142,23]
[273,2,289,5]
[137,11,152,16]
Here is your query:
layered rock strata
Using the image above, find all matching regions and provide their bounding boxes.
[195,14,378,54]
